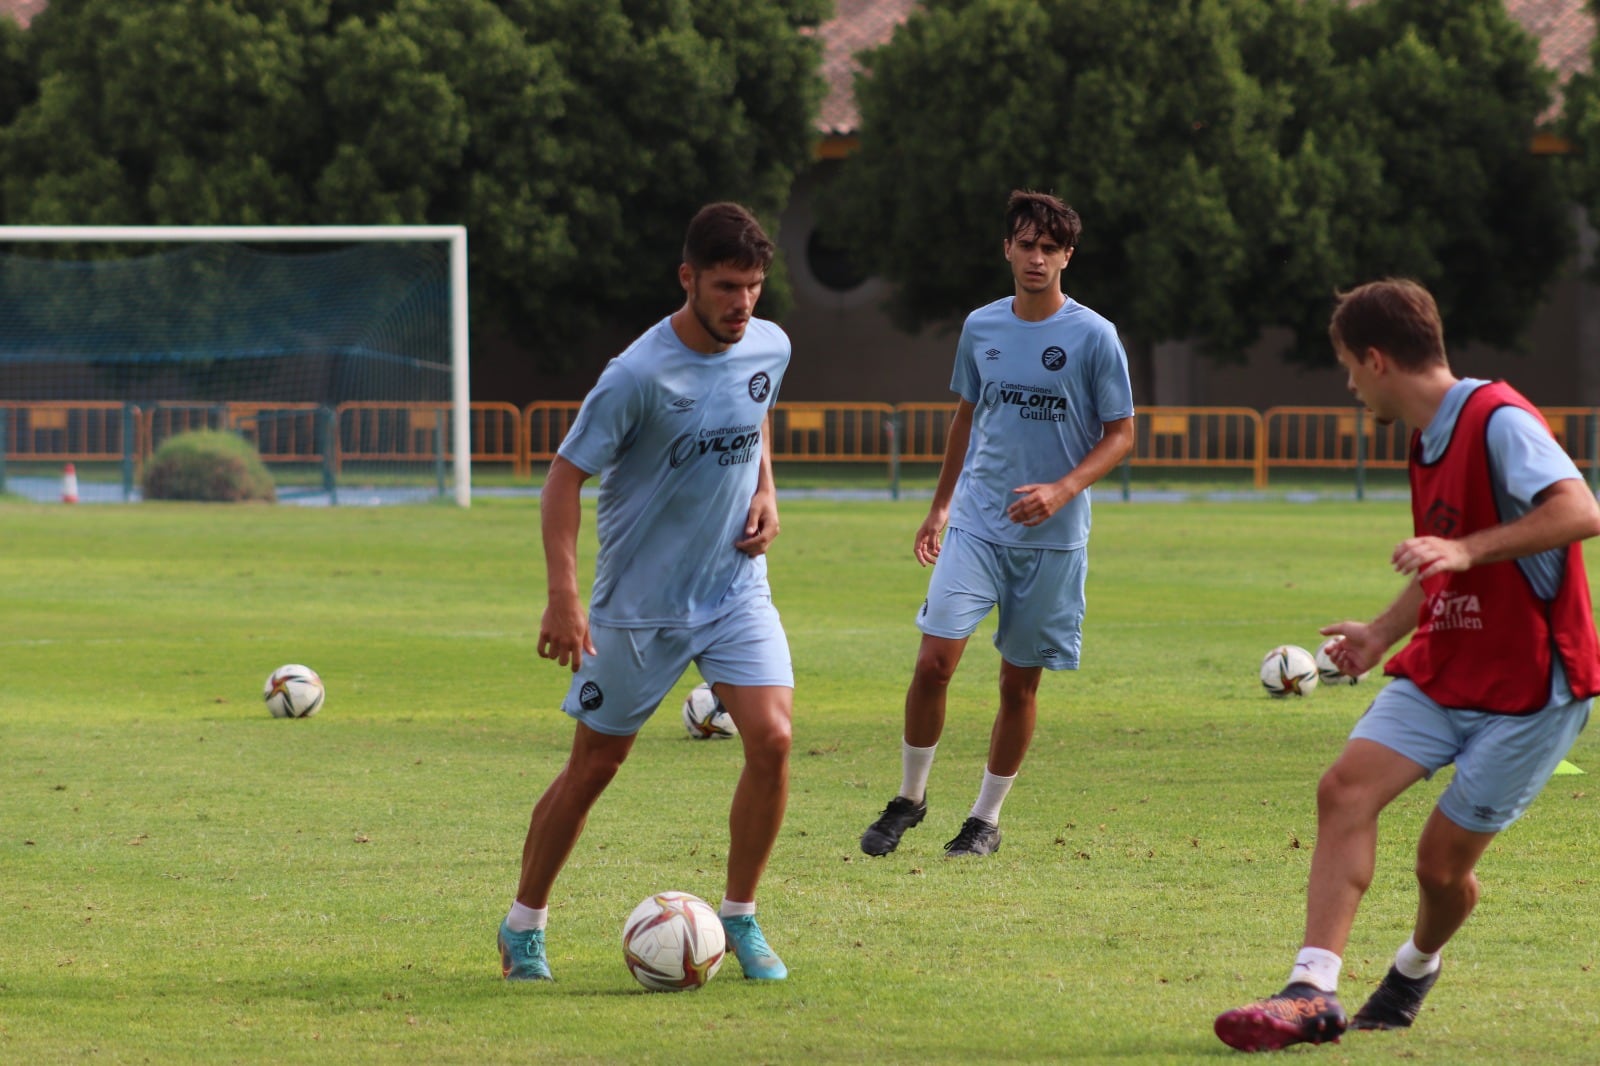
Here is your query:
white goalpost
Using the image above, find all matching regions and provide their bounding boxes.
[0,224,473,507]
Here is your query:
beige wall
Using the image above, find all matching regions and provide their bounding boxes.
[483,178,1597,411]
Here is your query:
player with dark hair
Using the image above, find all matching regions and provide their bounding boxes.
[859,189,1135,859]
[1215,278,1600,1051]
[498,202,794,983]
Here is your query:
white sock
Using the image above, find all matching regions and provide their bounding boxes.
[506,902,547,933]
[1394,937,1441,980]
[899,740,937,803]
[719,899,755,919]
[1289,947,1343,993]
[969,768,1016,825]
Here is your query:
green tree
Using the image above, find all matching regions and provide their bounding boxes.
[824,0,1568,389]
[0,0,827,369]
[1273,0,1570,365]
[1557,1,1600,284]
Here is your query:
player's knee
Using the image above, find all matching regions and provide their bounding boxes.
[748,716,792,765]
[913,647,961,686]
[1413,859,1476,897]
[1315,763,1368,818]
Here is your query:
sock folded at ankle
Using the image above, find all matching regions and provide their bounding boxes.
[1394,937,1441,980]
[1289,947,1342,993]
[506,902,547,933]
[719,899,756,919]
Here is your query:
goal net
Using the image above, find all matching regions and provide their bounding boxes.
[0,226,471,506]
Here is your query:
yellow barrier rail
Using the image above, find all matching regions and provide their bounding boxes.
[895,403,959,463]
[228,403,324,463]
[1,401,136,463]
[1263,406,1411,475]
[1132,406,1266,487]
[336,401,523,474]
[525,401,582,464]
[5,401,1598,492]
[769,402,896,462]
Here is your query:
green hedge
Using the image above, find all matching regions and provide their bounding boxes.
[141,430,276,503]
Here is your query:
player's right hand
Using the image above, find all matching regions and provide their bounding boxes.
[914,513,946,567]
[539,600,596,671]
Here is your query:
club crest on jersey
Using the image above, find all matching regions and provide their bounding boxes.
[748,372,771,403]
[1041,346,1067,371]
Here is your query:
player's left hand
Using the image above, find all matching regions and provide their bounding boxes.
[736,494,780,556]
[1391,535,1470,580]
[1007,482,1072,527]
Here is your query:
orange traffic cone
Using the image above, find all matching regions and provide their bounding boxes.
[61,462,79,504]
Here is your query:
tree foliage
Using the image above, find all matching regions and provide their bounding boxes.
[0,0,828,368]
[1557,0,1600,284]
[824,0,1568,379]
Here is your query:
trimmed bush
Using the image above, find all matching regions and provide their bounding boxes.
[141,430,276,502]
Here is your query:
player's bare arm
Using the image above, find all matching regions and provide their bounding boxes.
[916,400,974,565]
[1006,416,1134,527]
[1392,478,1600,581]
[735,428,780,557]
[538,455,597,671]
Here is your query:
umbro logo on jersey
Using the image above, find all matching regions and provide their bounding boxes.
[670,398,696,412]
[985,348,1002,360]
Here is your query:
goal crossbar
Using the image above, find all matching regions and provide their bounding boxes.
[0,225,473,507]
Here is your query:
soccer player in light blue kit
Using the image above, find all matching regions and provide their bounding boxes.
[861,190,1135,858]
[498,203,794,982]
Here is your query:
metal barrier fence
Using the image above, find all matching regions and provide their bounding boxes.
[5,400,1600,495]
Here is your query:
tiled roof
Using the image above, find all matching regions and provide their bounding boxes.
[812,0,918,136]
[0,0,45,28]
[817,1,1594,136]
[1507,0,1593,89]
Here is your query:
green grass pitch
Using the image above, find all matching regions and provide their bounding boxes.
[1,496,1596,1064]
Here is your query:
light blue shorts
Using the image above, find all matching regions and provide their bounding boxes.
[562,596,793,737]
[916,526,1086,670]
[1351,678,1591,832]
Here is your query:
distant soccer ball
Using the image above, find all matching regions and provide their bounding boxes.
[622,891,726,992]
[263,664,325,718]
[1315,637,1367,686]
[1260,645,1318,697]
[682,683,738,739]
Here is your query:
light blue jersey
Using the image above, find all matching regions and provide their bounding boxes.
[948,296,1135,549]
[557,315,789,628]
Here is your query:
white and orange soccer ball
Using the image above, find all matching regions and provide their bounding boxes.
[1260,645,1318,698]
[263,664,325,718]
[1315,637,1368,686]
[622,891,726,992]
[681,683,738,739]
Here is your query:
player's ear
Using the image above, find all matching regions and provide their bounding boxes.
[678,262,694,293]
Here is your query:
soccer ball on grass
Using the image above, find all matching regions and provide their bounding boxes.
[1259,645,1318,697]
[682,682,737,739]
[263,664,325,718]
[622,891,725,991]
[1315,637,1367,686]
